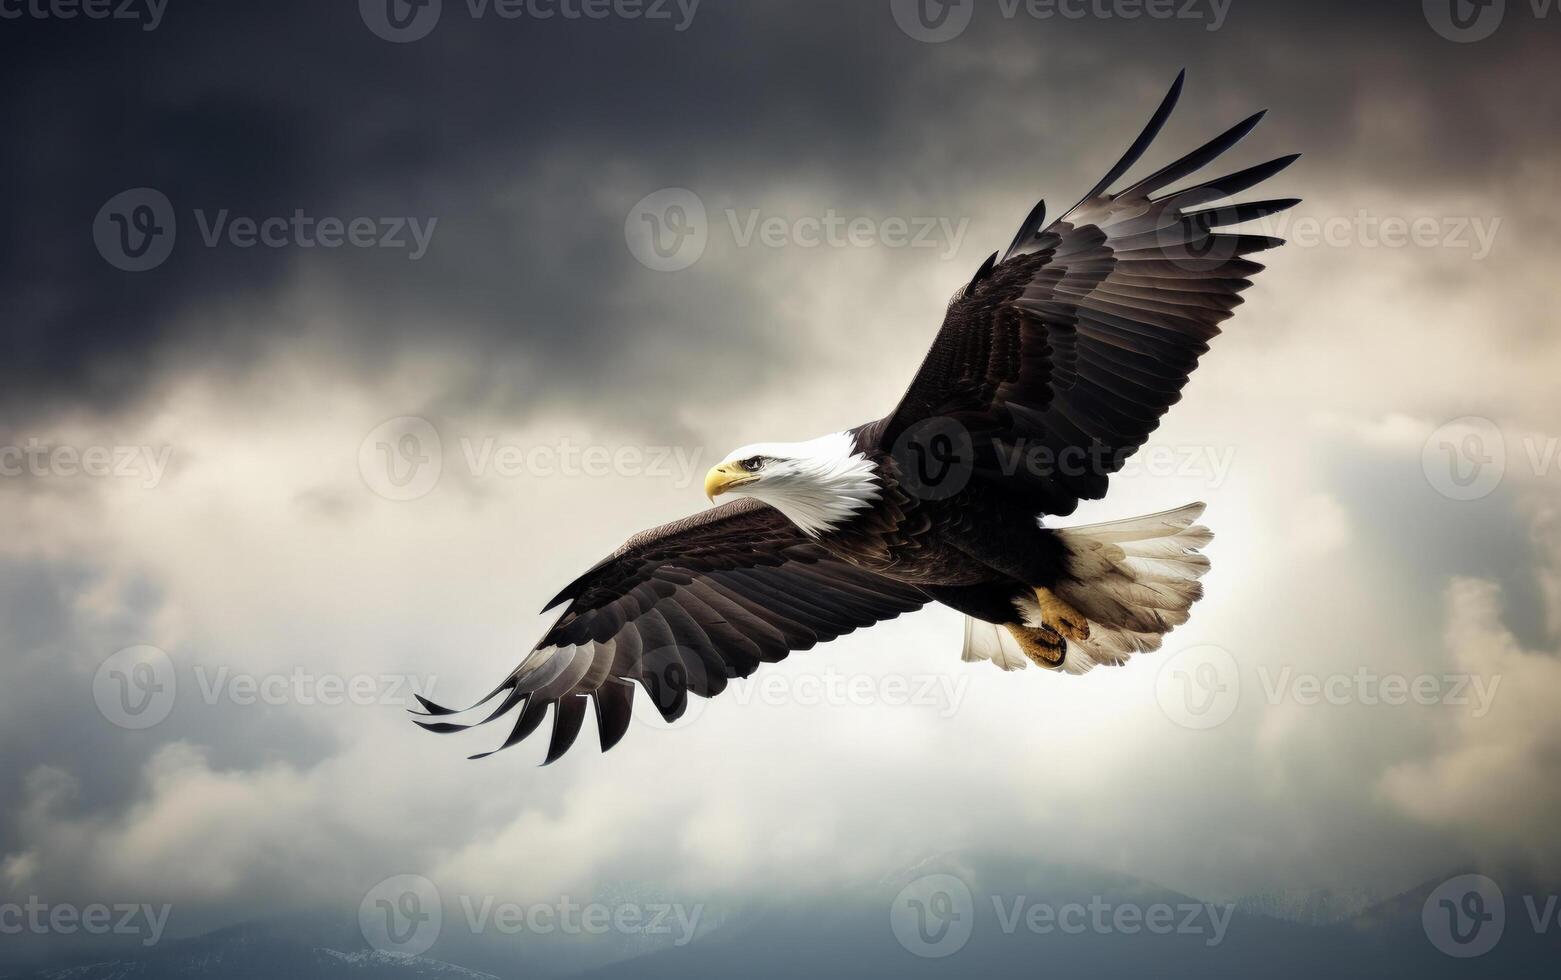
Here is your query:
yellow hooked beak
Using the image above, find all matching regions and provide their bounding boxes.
[704,462,757,502]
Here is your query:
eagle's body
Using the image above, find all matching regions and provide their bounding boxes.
[417,73,1296,762]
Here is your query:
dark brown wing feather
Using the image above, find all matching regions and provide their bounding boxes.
[414,498,927,762]
[881,71,1298,516]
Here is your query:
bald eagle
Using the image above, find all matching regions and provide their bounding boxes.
[416,72,1296,762]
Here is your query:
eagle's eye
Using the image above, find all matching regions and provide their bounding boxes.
[741,456,764,472]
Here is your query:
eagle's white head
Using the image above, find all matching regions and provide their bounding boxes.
[704,431,880,537]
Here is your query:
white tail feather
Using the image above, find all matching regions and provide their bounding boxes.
[959,502,1213,674]
[961,616,1029,671]
[1051,501,1212,674]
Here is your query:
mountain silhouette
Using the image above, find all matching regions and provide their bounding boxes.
[6,855,1556,979]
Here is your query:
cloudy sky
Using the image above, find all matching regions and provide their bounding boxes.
[2,0,1559,969]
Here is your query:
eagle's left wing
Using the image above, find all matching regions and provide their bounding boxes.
[413,498,927,762]
[880,71,1298,517]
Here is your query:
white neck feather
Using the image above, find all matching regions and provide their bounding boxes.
[723,431,879,537]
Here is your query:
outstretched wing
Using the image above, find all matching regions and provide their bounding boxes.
[881,71,1298,516]
[414,498,927,763]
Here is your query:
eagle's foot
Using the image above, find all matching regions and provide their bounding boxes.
[1006,624,1066,668]
[1033,586,1090,642]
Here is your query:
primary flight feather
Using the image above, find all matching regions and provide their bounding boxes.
[415,71,1297,762]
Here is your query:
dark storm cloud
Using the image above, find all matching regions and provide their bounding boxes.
[0,0,1555,426]
[0,0,929,425]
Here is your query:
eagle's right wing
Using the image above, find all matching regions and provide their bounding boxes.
[881,71,1298,516]
[414,498,927,763]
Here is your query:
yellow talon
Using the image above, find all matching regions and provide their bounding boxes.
[1006,624,1066,668]
[1033,586,1090,642]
